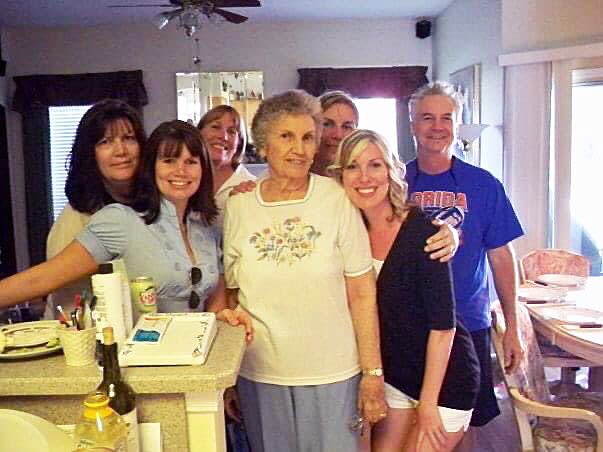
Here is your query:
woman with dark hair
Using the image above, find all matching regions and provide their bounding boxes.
[197,105,256,230]
[1,121,251,331]
[46,98,147,317]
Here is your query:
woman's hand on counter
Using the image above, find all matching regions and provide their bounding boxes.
[216,308,254,343]
[224,386,242,422]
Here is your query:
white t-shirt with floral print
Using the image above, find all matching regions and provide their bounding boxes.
[224,174,372,386]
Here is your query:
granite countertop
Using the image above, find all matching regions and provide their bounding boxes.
[0,322,246,396]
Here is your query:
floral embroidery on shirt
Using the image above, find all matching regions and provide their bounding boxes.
[249,217,321,264]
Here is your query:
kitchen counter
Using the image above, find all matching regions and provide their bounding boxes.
[0,321,246,452]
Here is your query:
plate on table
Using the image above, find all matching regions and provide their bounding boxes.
[0,320,63,360]
[536,274,587,287]
[518,286,567,303]
[539,306,603,325]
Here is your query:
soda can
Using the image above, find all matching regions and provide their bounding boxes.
[130,277,157,314]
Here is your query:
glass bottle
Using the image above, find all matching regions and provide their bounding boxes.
[75,390,127,451]
[98,326,140,452]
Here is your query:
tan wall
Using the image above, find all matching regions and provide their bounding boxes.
[434,0,504,180]
[502,0,603,53]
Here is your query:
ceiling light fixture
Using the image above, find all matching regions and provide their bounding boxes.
[179,6,201,37]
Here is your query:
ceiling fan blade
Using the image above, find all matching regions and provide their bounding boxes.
[213,7,248,24]
[107,4,175,7]
[152,8,183,29]
[212,1,261,7]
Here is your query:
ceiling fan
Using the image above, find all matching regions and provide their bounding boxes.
[108,0,261,36]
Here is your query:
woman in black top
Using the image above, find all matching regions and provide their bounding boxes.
[331,129,480,452]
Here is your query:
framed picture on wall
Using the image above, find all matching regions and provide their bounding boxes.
[449,64,481,165]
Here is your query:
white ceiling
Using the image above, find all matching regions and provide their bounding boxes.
[0,0,454,27]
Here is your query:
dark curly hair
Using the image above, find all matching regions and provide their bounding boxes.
[64,99,146,214]
[132,120,217,225]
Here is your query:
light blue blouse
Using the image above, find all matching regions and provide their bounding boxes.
[77,198,222,313]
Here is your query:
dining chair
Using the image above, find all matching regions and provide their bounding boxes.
[519,249,590,284]
[491,301,603,451]
[519,249,596,394]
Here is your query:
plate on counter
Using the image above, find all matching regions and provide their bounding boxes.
[518,286,567,303]
[0,320,63,360]
[536,274,587,287]
[539,306,603,325]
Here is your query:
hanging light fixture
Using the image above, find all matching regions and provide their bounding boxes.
[179,6,201,37]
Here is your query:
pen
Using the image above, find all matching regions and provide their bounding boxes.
[56,305,70,326]
[71,310,80,330]
[89,296,97,311]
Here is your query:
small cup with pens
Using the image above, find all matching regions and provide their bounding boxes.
[55,292,97,366]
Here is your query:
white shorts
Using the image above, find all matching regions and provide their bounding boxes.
[384,382,473,433]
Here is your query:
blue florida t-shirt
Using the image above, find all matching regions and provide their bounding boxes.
[406,157,524,331]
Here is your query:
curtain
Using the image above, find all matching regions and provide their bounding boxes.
[11,70,148,266]
[0,104,17,278]
[503,63,552,258]
[297,66,429,162]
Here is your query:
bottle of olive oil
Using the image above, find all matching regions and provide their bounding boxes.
[75,390,127,451]
[98,326,140,452]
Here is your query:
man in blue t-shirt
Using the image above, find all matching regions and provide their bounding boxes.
[406,81,525,438]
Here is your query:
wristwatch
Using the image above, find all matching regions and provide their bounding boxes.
[362,367,383,377]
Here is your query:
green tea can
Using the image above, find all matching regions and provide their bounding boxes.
[130,276,157,314]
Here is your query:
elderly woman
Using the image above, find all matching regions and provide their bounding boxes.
[332,129,480,452]
[197,105,256,231]
[232,90,458,263]
[223,90,386,451]
[0,121,250,335]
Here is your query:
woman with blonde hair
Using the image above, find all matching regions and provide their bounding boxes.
[197,105,256,231]
[332,129,480,452]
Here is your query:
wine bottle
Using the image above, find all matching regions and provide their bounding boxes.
[99,326,140,452]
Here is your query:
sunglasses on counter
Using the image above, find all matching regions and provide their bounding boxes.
[189,266,202,309]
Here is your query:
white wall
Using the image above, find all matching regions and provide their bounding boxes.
[3,19,432,268]
[433,0,504,180]
[4,19,431,133]
[502,0,603,53]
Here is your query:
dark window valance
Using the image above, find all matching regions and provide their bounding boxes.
[12,70,148,113]
[297,66,428,100]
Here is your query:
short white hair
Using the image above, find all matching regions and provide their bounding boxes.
[408,81,464,123]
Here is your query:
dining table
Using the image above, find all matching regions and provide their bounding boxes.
[521,275,603,391]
